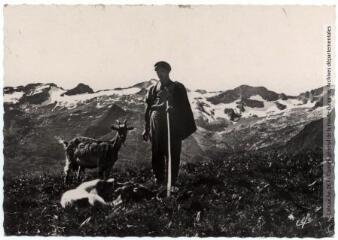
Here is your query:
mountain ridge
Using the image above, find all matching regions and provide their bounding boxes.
[3,80,332,176]
[4,80,328,99]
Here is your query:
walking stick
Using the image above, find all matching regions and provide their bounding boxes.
[166,100,172,197]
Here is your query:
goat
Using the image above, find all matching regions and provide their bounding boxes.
[59,119,134,183]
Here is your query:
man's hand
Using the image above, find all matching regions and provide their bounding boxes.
[142,129,150,142]
[150,102,165,111]
[166,105,173,113]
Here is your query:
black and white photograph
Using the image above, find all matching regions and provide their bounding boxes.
[2,3,336,237]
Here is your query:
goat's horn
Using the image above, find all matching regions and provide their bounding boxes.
[124,119,127,125]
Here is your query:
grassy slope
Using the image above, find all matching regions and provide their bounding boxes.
[3,150,334,237]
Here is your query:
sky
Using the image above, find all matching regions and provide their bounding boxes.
[4,5,335,95]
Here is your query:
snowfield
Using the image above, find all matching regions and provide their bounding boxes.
[45,86,141,109]
[27,85,50,96]
[4,91,25,104]
[189,91,320,123]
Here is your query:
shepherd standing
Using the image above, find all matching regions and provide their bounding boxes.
[142,61,196,189]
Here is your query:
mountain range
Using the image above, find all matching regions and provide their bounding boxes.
[3,80,333,176]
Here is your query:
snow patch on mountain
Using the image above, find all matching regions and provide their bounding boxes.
[27,85,50,96]
[189,90,229,121]
[4,91,25,104]
[42,86,142,109]
[248,95,265,101]
[4,82,147,109]
[189,90,321,125]
[97,87,141,96]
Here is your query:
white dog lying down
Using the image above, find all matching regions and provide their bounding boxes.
[60,178,116,208]
[60,178,155,208]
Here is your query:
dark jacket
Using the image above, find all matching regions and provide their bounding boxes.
[146,80,197,141]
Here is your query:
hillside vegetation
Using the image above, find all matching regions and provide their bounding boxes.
[4,150,333,237]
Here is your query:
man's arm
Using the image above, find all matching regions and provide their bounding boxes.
[142,86,154,141]
[144,104,151,132]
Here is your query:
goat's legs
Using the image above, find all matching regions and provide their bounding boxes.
[64,162,71,184]
[98,168,106,180]
[64,173,69,184]
[98,167,104,180]
[103,170,109,180]
[76,166,84,181]
[98,166,111,180]
[103,165,113,180]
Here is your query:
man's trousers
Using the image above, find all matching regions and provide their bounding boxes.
[150,110,182,186]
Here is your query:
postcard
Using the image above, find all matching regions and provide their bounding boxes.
[2,3,336,237]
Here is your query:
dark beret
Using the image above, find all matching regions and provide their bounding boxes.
[154,61,171,72]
